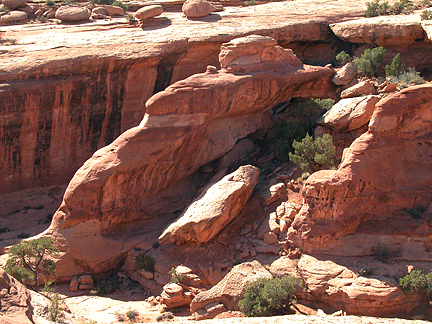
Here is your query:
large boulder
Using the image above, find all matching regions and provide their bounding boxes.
[190,261,273,316]
[1,0,26,10]
[103,4,124,16]
[287,84,432,257]
[0,10,27,24]
[55,5,91,22]
[42,35,335,280]
[270,255,421,317]
[134,5,163,20]
[159,165,259,245]
[341,80,375,99]
[331,62,357,86]
[182,0,216,18]
[330,15,423,46]
[316,95,380,132]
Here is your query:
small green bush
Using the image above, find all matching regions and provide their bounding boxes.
[358,268,374,277]
[391,0,413,14]
[156,311,174,321]
[239,276,299,317]
[168,267,184,284]
[373,243,390,261]
[48,292,66,323]
[390,67,425,88]
[354,47,386,77]
[136,254,155,273]
[421,9,432,20]
[37,16,48,23]
[385,53,405,78]
[5,237,59,288]
[289,134,336,173]
[399,269,432,296]
[335,51,350,65]
[126,310,138,321]
[421,0,431,7]
[92,274,121,295]
[45,0,55,6]
[125,13,136,24]
[246,0,258,5]
[365,0,389,17]
[112,0,128,11]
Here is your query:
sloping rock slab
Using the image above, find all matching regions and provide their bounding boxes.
[316,95,380,132]
[190,260,272,314]
[330,15,423,46]
[159,165,259,245]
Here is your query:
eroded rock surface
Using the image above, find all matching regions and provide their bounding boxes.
[287,84,432,257]
[42,35,335,280]
[159,165,259,245]
[190,261,272,315]
[316,95,380,132]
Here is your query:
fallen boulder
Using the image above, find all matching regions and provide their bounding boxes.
[0,10,27,24]
[134,5,163,20]
[331,62,357,86]
[159,165,259,245]
[2,0,26,10]
[341,80,375,99]
[316,95,380,132]
[55,5,91,22]
[182,0,216,18]
[190,261,273,316]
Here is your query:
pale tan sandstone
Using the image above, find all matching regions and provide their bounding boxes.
[316,95,380,132]
[55,6,91,22]
[159,283,193,309]
[159,165,259,245]
[330,15,424,46]
[103,4,124,16]
[135,5,163,20]
[2,0,26,10]
[190,261,272,314]
[0,10,27,24]
[331,63,357,86]
[341,81,375,99]
[182,0,216,18]
[92,7,108,15]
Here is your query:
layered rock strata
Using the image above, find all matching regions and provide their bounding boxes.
[286,84,432,256]
[42,35,335,280]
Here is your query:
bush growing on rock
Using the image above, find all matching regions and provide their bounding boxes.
[136,254,155,273]
[5,237,59,289]
[399,269,432,296]
[365,0,389,17]
[336,51,350,65]
[385,53,405,78]
[239,275,299,317]
[390,67,425,88]
[421,9,432,19]
[289,134,336,173]
[354,46,386,77]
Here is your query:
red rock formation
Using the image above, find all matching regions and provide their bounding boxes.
[287,84,432,256]
[43,35,335,280]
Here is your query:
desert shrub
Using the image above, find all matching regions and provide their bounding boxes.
[421,9,432,20]
[354,46,386,77]
[115,311,126,321]
[373,243,390,261]
[239,275,299,317]
[45,0,55,6]
[365,0,389,17]
[358,268,374,277]
[156,311,174,321]
[0,227,9,233]
[272,119,308,163]
[37,16,48,23]
[126,310,138,321]
[390,67,425,88]
[112,0,128,11]
[0,5,9,13]
[421,0,431,7]
[335,51,350,65]
[136,254,155,273]
[5,237,59,288]
[246,0,258,5]
[125,13,136,24]
[168,267,184,284]
[399,269,432,295]
[391,0,413,14]
[385,53,405,78]
[92,274,121,295]
[289,134,336,173]
[152,242,160,249]
[48,292,66,323]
